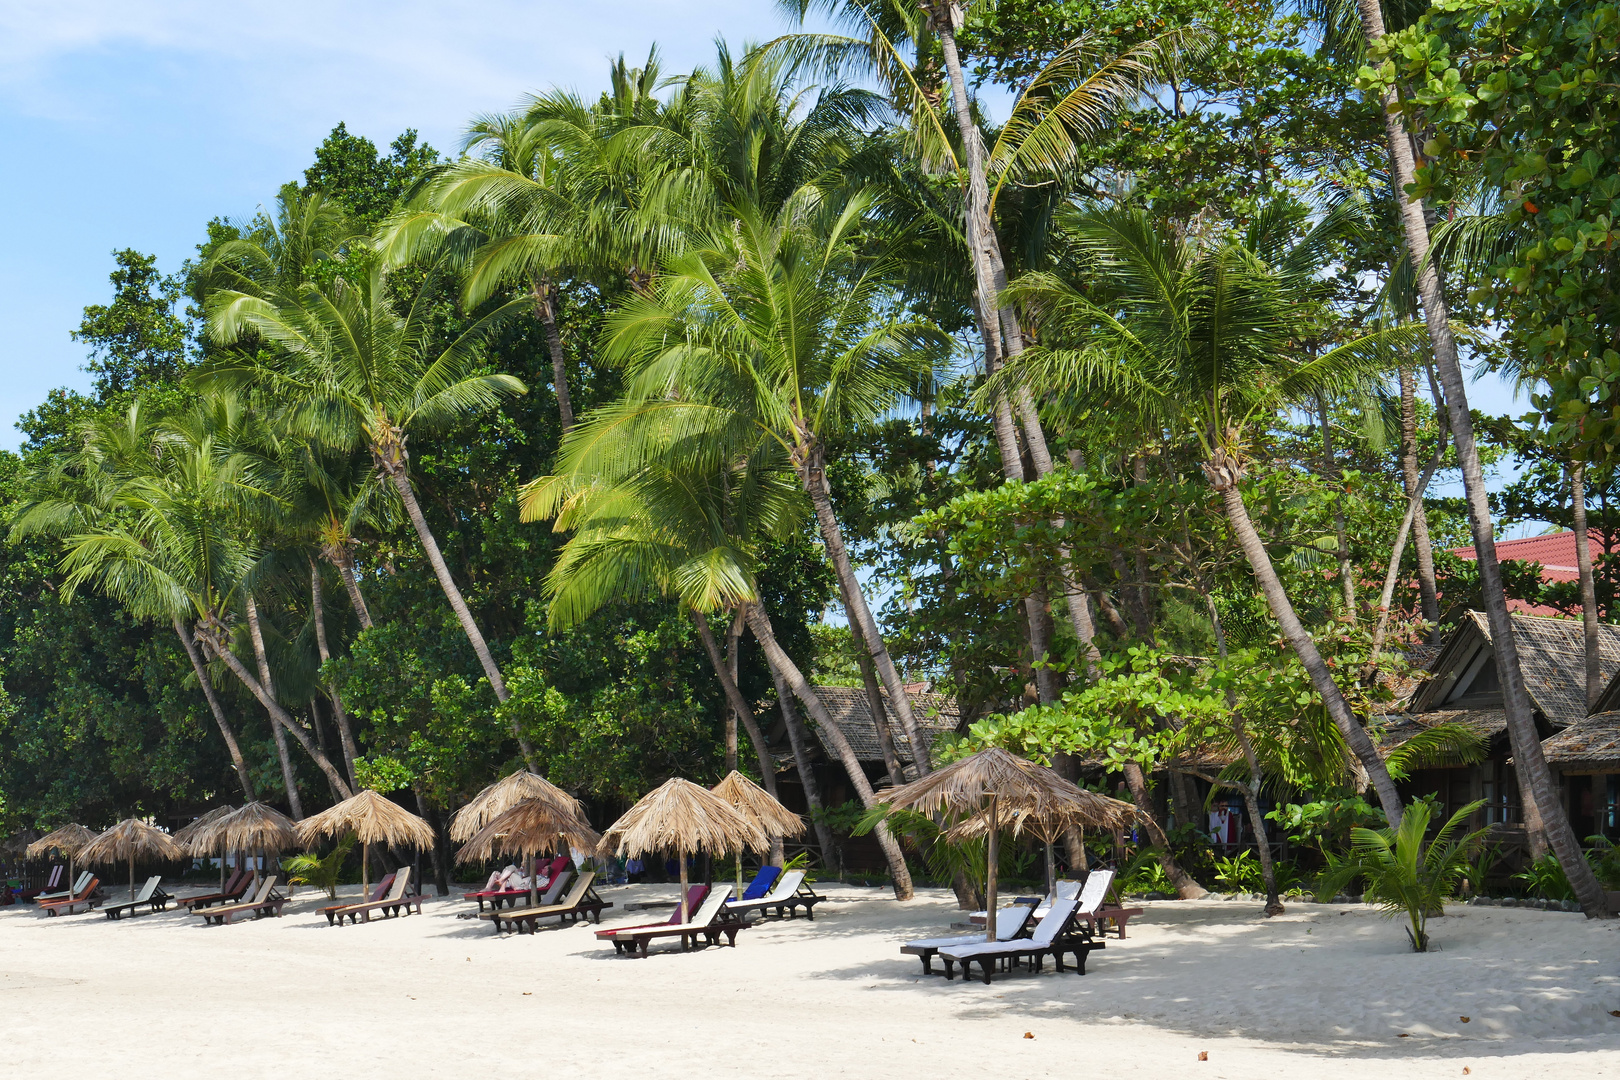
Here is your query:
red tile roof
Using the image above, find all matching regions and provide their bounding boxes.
[1451,530,1617,615]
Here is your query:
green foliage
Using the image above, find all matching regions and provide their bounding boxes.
[302,124,439,228]
[1269,797,1387,855]
[1214,849,1264,891]
[1321,799,1490,951]
[284,835,356,898]
[1514,852,1575,902]
[352,755,414,794]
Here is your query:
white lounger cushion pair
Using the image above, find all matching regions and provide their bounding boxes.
[905,903,1035,950]
[606,885,734,936]
[940,896,1082,962]
[724,870,804,912]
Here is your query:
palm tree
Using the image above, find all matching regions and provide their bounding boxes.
[10,398,353,800]
[525,423,918,896]
[203,261,531,732]
[1000,202,1420,830]
[1302,0,1614,917]
[583,202,946,778]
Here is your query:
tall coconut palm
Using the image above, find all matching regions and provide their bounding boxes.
[203,261,531,731]
[1302,0,1614,917]
[999,202,1420,830]
[525,427,918,896]
[10,398,353,800]
[582,200,946,778]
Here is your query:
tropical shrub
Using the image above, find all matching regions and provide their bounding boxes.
[1214,850,1263,892]
[1321,799,1489,952]
[283,835,356,899]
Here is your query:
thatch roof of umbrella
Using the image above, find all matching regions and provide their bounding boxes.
[449,768,583,843]
[296,789,435,849]
[455,797,601,865]
[711,771,805,841]
[599,777,768,924]
[25,823,97,859]
[883,747,1132,825]
[598,777,767,860]
[884,747,1133,944]
[172,806,236,852]
[203,802,299,856]
[79,819,185,865]
[80,819,186,899]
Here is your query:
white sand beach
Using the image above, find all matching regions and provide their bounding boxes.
[3,883,1617,1078]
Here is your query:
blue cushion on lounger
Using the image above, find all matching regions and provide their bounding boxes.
[741,865,781,901]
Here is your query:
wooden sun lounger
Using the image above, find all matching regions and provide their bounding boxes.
[602,887,739,956]
[198,876,286,926]
[179,869,252,911]
[485,872,613,934]
[464,856,569,912]
[19,865,63,902]
[595,885,708,944]
[1077,902,1144,939]
[39,876,101,917]
[326,867,419,925]
[320,873,394,925]
[33,870,92,906]
[901,903,1036,975]
[938,897,1103,984]
[722,870,822,921]
[103,875,173,920]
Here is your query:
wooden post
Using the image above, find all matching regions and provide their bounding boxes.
[984,795,999,944]
[679,849,690,926]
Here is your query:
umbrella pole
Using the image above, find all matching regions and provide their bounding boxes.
[984,795,999,944]
[679,850,690,926]
[130,855,136,900]
[362,841,369,901]
[530,852,538,909]
[1046,839,1056,897]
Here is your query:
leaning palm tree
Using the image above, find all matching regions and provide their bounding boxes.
[524,447,916,896]
[1299,0,1609,918]
[581,199,946,777]
[999,202,1420,830]
[203,261,530,725]
[10,397,353,799]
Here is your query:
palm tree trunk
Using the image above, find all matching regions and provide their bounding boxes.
[173,616,256,800]
[692,610,779,795]
[795,444,931,777]
[1573,463,1602,709]
[743,602,914,899]
[310,564,359,788]
[1399,364,1441,631]
[333,550,374,629]
[1205,451,1406,830]
[200,618,353,800]
[1203,590,1283,914]
[245,594,303,819]
[842,591,907,788]
[1353,0,1610,918]
[378,460,539,767]
[695,608,785,867]
[1317,395,1358,621]
[533,278,575,434]
[1370,436,1447,660]
[1119,761,1205,897]
[768,660,840,872]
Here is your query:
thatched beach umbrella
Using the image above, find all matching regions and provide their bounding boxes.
[884,747,1137,942]
[79,819,185,899]
[598,777,768,923]
[297,790,435,901]
[192,803,299,889]
[449,768,583,843]
[456,797,602,907]
[174,806,235,889]
[711,771,805,896]
[26,824,97,896]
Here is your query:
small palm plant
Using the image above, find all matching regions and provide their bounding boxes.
[1322,799,1489,952]
[284,835,356,899]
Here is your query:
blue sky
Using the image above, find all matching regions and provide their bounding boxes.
[0,0,839,451]
[0,1,1541,535]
